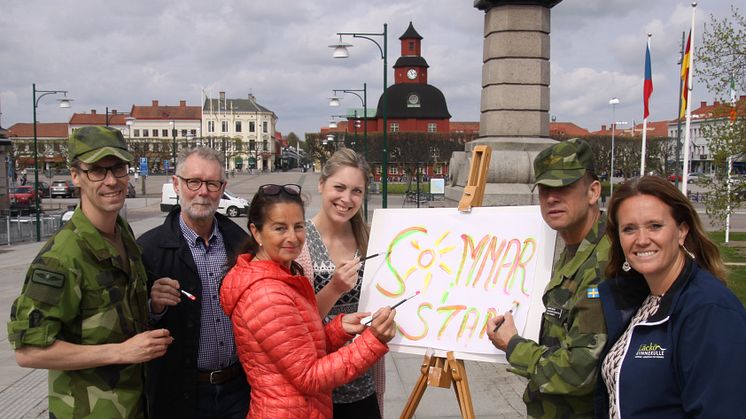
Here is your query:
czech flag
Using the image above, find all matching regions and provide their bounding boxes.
[643,40,653,119]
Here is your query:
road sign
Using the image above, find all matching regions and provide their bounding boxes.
[140,157,149,177]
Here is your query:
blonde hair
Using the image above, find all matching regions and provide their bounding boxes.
[319,148,371,255]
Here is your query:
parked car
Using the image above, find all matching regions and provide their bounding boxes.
[36,181,50,198]
[127,182,136,198]
[50,180,79,198]
[10,185,41,209]
[687,172,706,184]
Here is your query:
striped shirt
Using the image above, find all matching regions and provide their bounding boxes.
[179,216,238,371]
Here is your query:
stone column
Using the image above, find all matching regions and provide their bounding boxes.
[446,0,562,206]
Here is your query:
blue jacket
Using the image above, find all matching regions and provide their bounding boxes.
[594,260,746,418]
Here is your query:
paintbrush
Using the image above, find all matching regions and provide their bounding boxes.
[493,300,520,332]
[361,251,390,262]
[363,291,420,326]
[146,270,197,302]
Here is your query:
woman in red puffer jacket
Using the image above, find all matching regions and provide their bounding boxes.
[220,184,396,419]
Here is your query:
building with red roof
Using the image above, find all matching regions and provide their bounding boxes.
[7,123,69,170]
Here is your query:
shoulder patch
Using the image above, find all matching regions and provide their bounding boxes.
[587,286,599,299]
[30,269,65,288]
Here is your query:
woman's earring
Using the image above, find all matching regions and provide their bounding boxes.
[681,244,695,259]
[622,260,631,272]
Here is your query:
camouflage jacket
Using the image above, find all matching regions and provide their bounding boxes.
[7,207,149,418]
[506,214,610,419]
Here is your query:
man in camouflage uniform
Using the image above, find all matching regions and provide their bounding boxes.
[7,126,174,418]
[487,138,609,418]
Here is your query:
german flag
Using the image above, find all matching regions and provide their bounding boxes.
[679,30,691,120]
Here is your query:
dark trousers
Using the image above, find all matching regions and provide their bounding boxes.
[195,376,250,419]
[333,393,381,419]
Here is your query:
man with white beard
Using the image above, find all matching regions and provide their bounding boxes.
[138,147,250,419]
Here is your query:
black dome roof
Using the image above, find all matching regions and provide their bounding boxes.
[376,84,451,119]
[393,56,429,69]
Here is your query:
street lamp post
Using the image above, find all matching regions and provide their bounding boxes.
[330,85,370,220]
[330,25,388,207]
[609,98,619,197]
[169,120,176,172]
[32,83,71,242]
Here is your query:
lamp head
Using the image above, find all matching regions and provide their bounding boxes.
[57,98,72,108]
[329,35,351,58]
[329,96,341,107]
[329,120,338,129]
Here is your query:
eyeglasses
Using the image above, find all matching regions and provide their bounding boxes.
[77,163,129,182]
[177,176,225,192]
[258,184,302,196]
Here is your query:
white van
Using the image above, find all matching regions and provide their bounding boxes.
[160,183,249,217]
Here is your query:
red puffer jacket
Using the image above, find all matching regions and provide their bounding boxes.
[221,254,389,419]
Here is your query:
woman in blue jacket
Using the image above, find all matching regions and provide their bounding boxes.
[596,175,746,418]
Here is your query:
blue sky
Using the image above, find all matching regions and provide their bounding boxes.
[0,0,737,136]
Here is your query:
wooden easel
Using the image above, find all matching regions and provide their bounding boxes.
[399,145,492,419]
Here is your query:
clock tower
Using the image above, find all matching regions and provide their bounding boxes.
[375,21,450,134]
[394,22,428,84]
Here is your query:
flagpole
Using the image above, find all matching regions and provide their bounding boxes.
[681,2,697,195]
[674,31,686,189]
[726,79,738,244]
[641,33,652,176]
[726,155,733,243]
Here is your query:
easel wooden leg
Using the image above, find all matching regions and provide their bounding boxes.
[399,352,475,419]
[448,352,475,419]
[400,353,435,419]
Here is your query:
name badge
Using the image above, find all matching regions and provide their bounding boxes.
[546,306,564,319]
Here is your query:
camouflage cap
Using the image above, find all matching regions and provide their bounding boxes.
[68,126,134,165]
[532,138,594,190]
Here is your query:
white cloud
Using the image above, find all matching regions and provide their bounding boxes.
[0,0,735,136]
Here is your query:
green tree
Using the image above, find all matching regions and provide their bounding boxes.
[696,6,746,227]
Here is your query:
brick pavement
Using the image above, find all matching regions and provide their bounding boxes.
[0,170,528,418]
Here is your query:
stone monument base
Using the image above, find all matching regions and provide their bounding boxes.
[446,136,556,206]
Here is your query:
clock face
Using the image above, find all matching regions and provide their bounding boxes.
[407,69,417,80]
[407,93,420,107]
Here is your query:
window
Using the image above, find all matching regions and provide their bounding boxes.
[161,129,168,137]
[208,121,215,133]
[434,165,443,175]
[390,122,399,133]
[262,140,268,152]
[190,129,197,136]
[133,129,140,137]
[427,123,437,133]
[181,129,187,137]
[408,41,415,51]
[249,140,256,151]
[249,121,256,133]
[262,121,268,133]
[221,121,228,132]
[143,129,149,137]
[235,121,242,132]
[388,166,398,175]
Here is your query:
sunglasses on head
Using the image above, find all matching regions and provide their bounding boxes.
[258,184,302,196]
